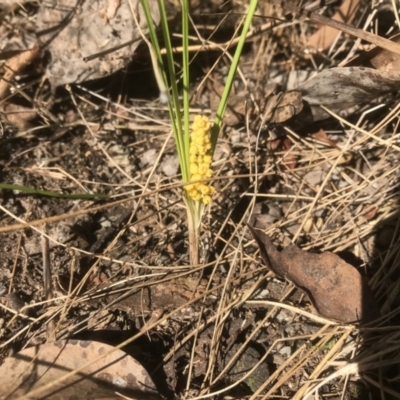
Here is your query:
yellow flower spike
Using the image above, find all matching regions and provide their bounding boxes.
[192,173,202,182]
[193,115,208,127]
[200,185,211,194]
[190,163,199,174]
[202,195,211,205]
[190,144,198,154]
[195,136,205,146]
[195,128,205,137]
[187,115,214,204]
[190,188,199,197]
[197,148,205,156]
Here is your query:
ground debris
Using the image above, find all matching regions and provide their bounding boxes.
[249,225,381,324]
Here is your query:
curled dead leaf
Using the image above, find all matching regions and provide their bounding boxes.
[249,226,380,324]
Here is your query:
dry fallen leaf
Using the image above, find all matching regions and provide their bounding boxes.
[359,205,378,222]
[308,0,360,52]
[1,102,37,130]
[0,339,161,399]
[268,137,297,170]
[261,91,304,124]
[249,226,380,324]
[36,0,159,87]
[310,129,338,149]
[346,32,400,74]
[0,45,39,100]
[297,66,400,121]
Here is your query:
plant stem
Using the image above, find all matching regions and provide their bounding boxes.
[185,196,202,266]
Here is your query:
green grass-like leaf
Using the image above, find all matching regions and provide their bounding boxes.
[211,0,259,153]
[140,0,190,182]
[0,183,108,199]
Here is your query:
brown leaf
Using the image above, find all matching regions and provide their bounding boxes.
[310,129,338,148]
[249,226,380,324]
[359,205,378,222]
[268,137,297,170]
[1,103,37,130]
[263,91,304,124]
[0,45,39,100]
[308,0,360,52]
[0,339,161,399]
[346,33,400,74]
[369,33,400,73]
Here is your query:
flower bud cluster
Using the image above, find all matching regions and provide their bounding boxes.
[186,115,214,204]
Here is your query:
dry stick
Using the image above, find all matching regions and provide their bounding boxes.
[7,233,22,294]
[249,325,335,399]
[303,343,400,399]
[260,332,343,399]
[170,278,293,399]
[199,126,268,389]
[41,268,195,342]
[320,104,400,151]
[201,210,252,389]
[294,329,353,399]
[268,0,400,55]
[390,0,400,33]
[42,234,56,341]
[208,296,336,396]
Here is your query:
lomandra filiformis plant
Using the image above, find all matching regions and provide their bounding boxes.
[138,0,258,265]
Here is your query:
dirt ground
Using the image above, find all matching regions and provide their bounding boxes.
[1,1,400,399]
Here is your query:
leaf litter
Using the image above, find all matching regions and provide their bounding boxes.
[249,225,380,324]
[0,0,400,399]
